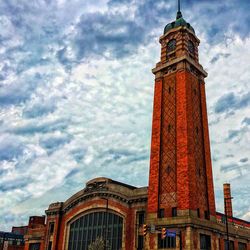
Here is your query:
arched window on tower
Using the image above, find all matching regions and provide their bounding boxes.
[166,39,176,61]
[188,40,195,55]
[167,39,176,53]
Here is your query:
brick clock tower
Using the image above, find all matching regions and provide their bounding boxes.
[147,1,216,249]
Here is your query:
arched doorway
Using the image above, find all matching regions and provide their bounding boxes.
[68,211,123,250]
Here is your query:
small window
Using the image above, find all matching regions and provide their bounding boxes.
[198,168,201,176]
[166,165,172,174]
[200,234,211,250]
[137,235,144,250]
[196,127,199,134]
[172,207,177,217]
[197,208,200,218]
[158,209,165,218]
[204,211,210,220]
[167,124,171,132]
[138,211,145,225]
[29,243,40,250]
[188,40,195,54]
[224,240,235,250]
[168,86,171,94]
[238,242,247,250]
[167,39,176,53]
[158,234,176,249]
[49,222,55,234]
[48,242,52,250]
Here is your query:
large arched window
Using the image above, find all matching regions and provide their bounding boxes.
[68,211,123,250]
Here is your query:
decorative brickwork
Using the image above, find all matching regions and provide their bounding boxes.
[159,74,177,212]
[190,74,208,215]
[147,78,163,214]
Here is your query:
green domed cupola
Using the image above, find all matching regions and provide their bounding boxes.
[164,0,195,34]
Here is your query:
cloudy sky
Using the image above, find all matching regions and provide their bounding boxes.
[0,0,250,231]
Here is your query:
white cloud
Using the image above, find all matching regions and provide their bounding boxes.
[242,211,250,221]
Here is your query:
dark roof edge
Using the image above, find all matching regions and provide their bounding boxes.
[86,177,138,190]
[216,211,250,225]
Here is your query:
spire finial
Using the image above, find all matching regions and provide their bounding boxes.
[176,0,182,19]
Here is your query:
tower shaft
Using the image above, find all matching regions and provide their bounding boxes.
[147,22,216,220]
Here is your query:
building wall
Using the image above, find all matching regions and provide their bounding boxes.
[50,200,146,250]
[41,178,148,250]
[23,216,46,250]
[0,232,25,250]
[20,178,250,250]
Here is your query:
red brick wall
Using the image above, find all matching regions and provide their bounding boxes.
[200,82,216,216]
[53,198,139,250]
[24,219,46,250]
[176,70,193,210]
[28,216,45,227]
[176,71,213,213]
[219,237,224,250]
[147,78,163,213]
[159,73,177,217]
[44,214,60,250]
[148,70,216,216]
[235,239,239,250]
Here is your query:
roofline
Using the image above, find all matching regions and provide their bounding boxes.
[86,177,138,190]
[216,211,250,225]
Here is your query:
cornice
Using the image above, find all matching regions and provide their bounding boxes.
[160,26,200,43]
[147,216,250,240]
[46,190,148,216]
[152,55,207,78]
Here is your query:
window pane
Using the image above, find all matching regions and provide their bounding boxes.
[29,243,40,250]
[68,212,123,250]
[138,212,145,225]
[200,234,211,250]
[167,39,176,52]
[138,235,144,250]
[158,234,176,249]
[239,242,247,250]
[188,40,195,54]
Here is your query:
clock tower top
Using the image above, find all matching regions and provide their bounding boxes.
[164,0,195,35]
[152,0,207,79]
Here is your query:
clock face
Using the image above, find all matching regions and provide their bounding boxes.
[188,40,195,54]
[167,39,176,53]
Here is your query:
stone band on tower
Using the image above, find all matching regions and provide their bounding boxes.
[147,2,216,221]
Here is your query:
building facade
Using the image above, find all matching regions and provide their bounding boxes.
[18,4,250,250]
[23,178,250,250]
[0,227,26,250]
